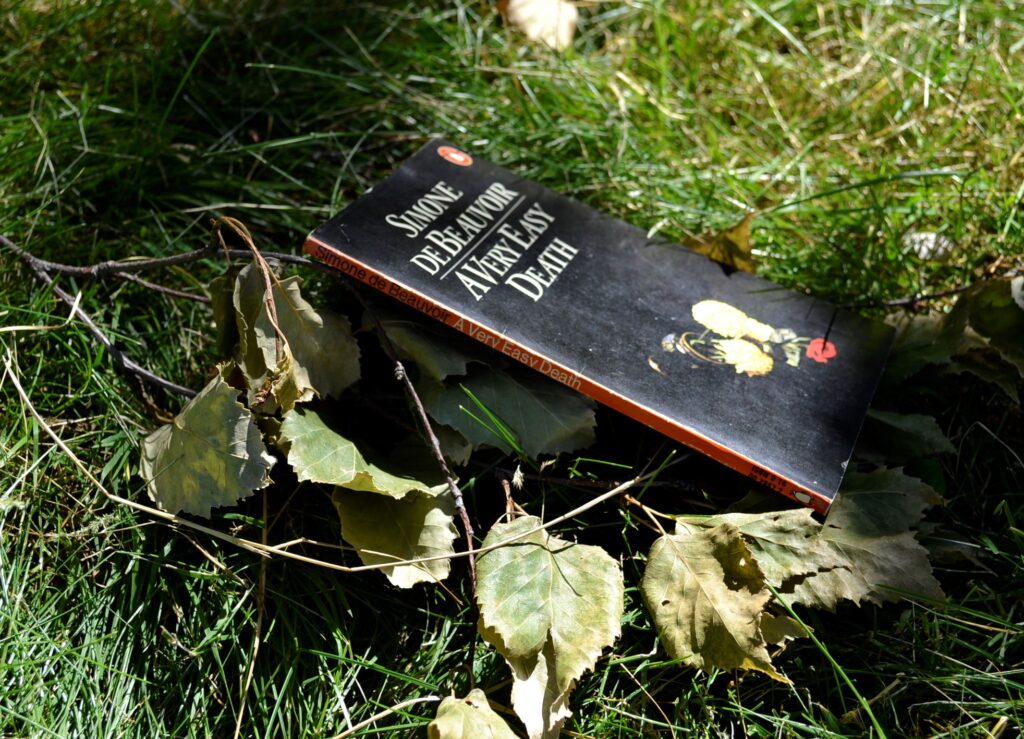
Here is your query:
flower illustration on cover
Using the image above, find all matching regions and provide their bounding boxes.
[649,300,838,377]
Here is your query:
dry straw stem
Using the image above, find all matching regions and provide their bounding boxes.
[2,349,645,576]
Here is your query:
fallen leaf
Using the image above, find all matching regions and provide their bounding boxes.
[857,410,956,464]
[965,278,1024,377]
[428,689,517,739]
[279,407,445,499]
[884,299,968,382]
[787,468,944,609]
[943,348,1021,403]
[683,212,758,274]
[233,263,360,411]
[332,488,456,587]
[476,515,623,738]
[420,365,596,459]
[760,613,808,645]
[140,371,275,517]
[641,523,784,680]
[371,306,485,382]
[504,0,578,51]
[208,272,239,357]
[676,508,841,588]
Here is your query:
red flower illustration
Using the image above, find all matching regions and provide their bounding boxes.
[806,338,837,363]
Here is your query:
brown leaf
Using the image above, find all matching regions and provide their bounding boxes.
[683,212,758,274]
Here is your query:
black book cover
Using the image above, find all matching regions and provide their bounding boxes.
[305,139,894,512]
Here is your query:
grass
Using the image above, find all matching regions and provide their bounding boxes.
[1,0,1022,736]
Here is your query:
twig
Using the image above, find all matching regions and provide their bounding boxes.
[2,236,196,399]
[114,271,210,303]
[215,218,285,366]
[328,696,441,739]
[840,267,1022,310]
[354,291,478,589]
[0,233,217,278]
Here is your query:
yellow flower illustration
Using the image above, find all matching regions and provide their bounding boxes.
[712,338,774,376]
[692,300,774,343]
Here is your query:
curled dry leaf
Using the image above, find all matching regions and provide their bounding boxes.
[232,263,360,412]
[504,0,578,51]
[641,523,785,681]
[683,212,758,274]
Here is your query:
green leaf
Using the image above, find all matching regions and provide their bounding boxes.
[787,468,944,609]
[371,306,484,382]
[943,348,1021,403]
[421,366,596,459]
[428,690,518,739]
[966,278,1024,376]
[641,523,783,681]
[233,263,360,411]
[476,515,623,738]
[140,372,275,517]
[884,299,968,382]
[279,407,444,499]
[857,410,956,464]
[332,488,456,587]
[209,272,239,357]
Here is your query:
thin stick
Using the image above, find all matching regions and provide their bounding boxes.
[3,354,645,577]
[215,218,285,366]
[328,696,441,739]
[114,271,210,303]
[8,249,197,398]
[0,233,216,278]
[360,295,477,588]
[233,492,268,739]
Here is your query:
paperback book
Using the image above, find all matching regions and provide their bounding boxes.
[305,139,894,512]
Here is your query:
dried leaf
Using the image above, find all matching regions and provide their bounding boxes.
[965,278,1024,376]
[421,365,596,459]
[857,410,956,464]
[233,263,360,411]
[332,488,456,587]
[943,348,1021,403]
[476,515,623,738]
[209,273,239,357]
[371,307,484,382]
[760,613,808,645]
[641,523,784,680]
[504,0,578,51]
[884,299,968,382]
[676,508,842,588]
[787,468,944,609]
[428,689,517,739]
[683,212,757,274]
[279,407,445,499]
[140,372,274,517]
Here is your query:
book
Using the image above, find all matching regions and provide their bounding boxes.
[305,139,894,512]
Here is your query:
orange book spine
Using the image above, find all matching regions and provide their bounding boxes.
[304,236,832,514]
